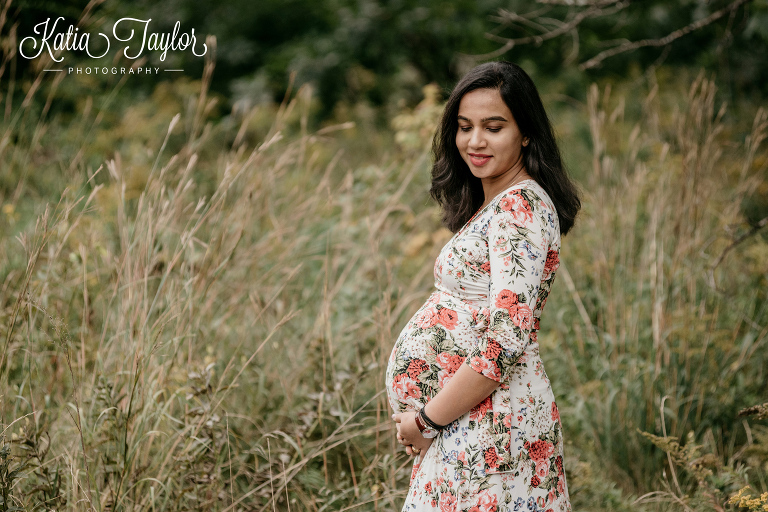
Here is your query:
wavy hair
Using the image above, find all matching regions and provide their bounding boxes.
[430,61,581,235]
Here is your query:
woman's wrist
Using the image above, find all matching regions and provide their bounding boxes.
[423,397,455,427]
[420,405,448,430]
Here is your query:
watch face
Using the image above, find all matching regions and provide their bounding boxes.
[422,427,439,439]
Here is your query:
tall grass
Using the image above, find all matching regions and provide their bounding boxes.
[1,15,767,511]
[0,34,439,509]
[546,74,768,510]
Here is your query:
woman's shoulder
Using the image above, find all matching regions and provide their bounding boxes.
[490,179,556,215]
[489,179,560,238]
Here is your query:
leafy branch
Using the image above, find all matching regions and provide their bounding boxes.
[478,0,754,70]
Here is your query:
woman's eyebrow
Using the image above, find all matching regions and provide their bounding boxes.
[457,115,509,123]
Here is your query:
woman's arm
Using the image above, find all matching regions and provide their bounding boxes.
[394,365,498,452]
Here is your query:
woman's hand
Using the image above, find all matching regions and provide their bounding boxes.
[393,411,433,456]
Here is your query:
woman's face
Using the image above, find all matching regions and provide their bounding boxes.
[455,88,526,183]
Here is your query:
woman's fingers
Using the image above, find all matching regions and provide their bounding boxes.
[410,437,434,453]
[405,441,427,457]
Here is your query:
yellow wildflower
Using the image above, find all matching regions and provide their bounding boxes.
[730,488,748,505]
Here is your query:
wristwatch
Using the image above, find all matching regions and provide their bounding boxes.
[415,407,444,439]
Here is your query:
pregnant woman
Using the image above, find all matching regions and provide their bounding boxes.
[385,61,581,511]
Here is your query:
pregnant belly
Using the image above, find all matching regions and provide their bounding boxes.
[385,291,487,414]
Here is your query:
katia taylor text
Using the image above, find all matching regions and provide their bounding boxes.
[20,17,208,63]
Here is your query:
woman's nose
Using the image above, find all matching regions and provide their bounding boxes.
[469,128,486,148]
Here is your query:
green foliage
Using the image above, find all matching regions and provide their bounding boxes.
[9,0,767,125]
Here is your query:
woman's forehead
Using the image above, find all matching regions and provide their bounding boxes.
[457,89,512,119]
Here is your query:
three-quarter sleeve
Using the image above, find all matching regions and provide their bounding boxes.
[466,189,551,383]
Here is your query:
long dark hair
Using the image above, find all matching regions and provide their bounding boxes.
[430,61,581,235]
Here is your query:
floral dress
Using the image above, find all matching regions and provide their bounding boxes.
[385,179,571,512]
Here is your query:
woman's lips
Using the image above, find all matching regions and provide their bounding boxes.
[469,154,492,166]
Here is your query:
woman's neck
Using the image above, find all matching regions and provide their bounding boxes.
[479,167,531,210]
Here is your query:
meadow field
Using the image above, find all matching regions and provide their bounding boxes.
[1,52,767,511]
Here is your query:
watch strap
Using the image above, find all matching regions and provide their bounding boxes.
[414,411,428,433]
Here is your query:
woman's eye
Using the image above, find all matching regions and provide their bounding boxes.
[487,127,501,133]
[459,126,471,132]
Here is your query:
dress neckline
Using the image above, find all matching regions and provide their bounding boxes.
[450,179,537,239]
[464,178,537,228]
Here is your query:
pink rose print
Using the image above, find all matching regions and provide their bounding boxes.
[410,463,419,483]
[511,303,533,329]
[530,475,541,488]
[495,289,518,311]
[480,261,491,273]
[437,352,464,373]
[439,492,457,512]
[483,339,503,360]
[507,193,534,225]
[477,491,498,512]
[469,356,500,380]
[551,402,560,422]
[469,356,492,373]
[416,306,439,329]
[392,373,421,402]
[525,439,555,463]
[437,307,458,330]
[406,358,429,380]
[484,447,500,469]
[470,395,492,421]
[543,249,560,279]
[438,370,452,388]
[557,475,565,494]
[499,196,514,211]
[536,459,549,478]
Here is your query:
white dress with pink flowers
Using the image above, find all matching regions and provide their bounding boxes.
[385,179,571,512]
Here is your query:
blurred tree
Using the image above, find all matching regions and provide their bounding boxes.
[475,0,767,99]
[4,0,768,121]
[127,0,768,118]
[128,0,514,119]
